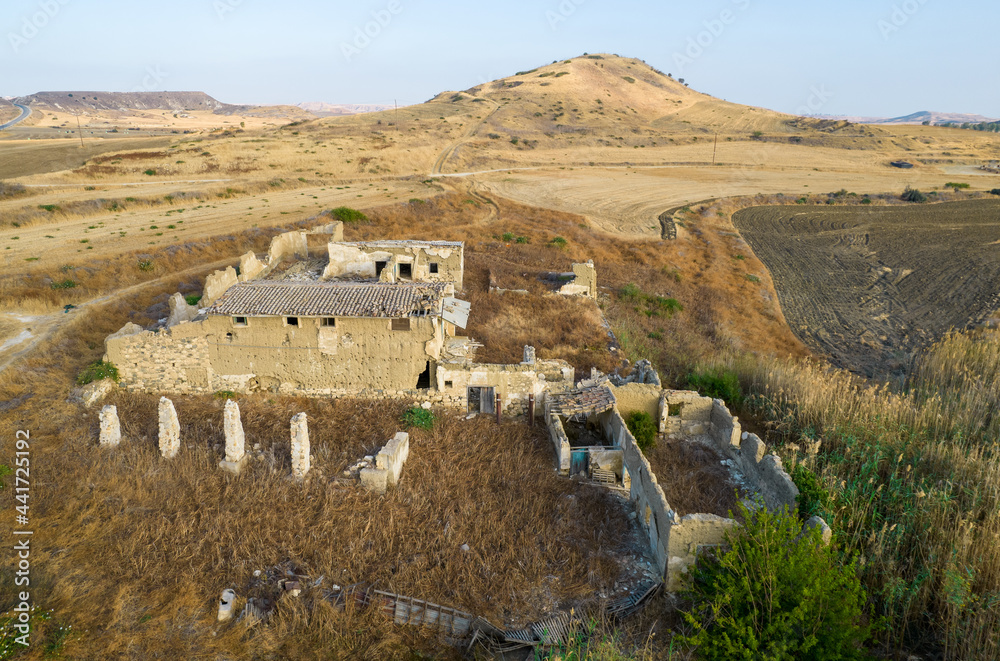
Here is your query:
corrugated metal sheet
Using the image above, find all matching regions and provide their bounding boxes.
[441,297,471,329]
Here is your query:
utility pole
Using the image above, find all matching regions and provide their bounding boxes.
[75,113,85,148]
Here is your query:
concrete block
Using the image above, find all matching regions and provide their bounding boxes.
[99,405,121,447]
[360,467,389,494]
[218,589,236,622]
[290,413,310,479]
[158,397,180,459]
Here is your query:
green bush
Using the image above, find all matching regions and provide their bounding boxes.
[38,204,61,213]
[625,411,657,451]
[143,169,156,176]
[50,279,77,290]
[184,294,202,307]
[901,186,927,203]
[0,464,11,490]
[213,390,237,400]
[402,406,434,431]
[620,282,642,301]
[681,503,871,660]
[791,464,831,522]
[549,236,568,248]
[686,368,742,406]
[945,182,970,190]
[989,188,1000,196]
[77,360,119,385]
[622,76,636,84]
[329,206,369,223]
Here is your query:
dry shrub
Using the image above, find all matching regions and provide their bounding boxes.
[645,438,742,517]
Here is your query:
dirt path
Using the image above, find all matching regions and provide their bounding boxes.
[0,256,238,375]
[431,101,501,175]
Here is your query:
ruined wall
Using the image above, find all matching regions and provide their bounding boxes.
[665,514,738,591]
[659,390,714,437]
[205,314,444,393]
[437,359,574,416]
[558,261,597,298]
[323,242,464,289]
[105,322,213,393]
[704,399,800,513]
[610,383,661,421]
[547,415,572,475]
[203,267,238,307]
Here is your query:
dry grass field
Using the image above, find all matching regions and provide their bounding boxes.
[4,53,1000,658]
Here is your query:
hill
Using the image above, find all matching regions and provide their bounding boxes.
[297,102,395,116]
[13,91,313,121]
[819,110,999,125]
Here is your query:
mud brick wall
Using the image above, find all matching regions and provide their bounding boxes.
[106,324,213,394]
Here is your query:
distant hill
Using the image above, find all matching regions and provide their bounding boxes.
[297,102,395,117]
[13,91,314,120]
[816,110,999,126]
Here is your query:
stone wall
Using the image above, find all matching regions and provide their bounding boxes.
[659,390,714,437]
[203,266,239,307]
[105,322,213,394]
[323,242,464,289]
[437,360,574,417]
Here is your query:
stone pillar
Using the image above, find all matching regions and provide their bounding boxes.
[522,345,536,365]
[99,405,121,447]
[218,589,236,622]
[158,397,180,459]
[220,399,246,474]
[290,413,310,479]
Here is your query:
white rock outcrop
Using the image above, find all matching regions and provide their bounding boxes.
[158,397,180,459]
[290,413,310,479]
[99,405,121,447]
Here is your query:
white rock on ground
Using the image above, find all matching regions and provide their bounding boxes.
[158,397,180,459]
[218,589,236,622]
[99,404,121,447]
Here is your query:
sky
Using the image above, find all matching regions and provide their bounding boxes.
[1,0,997,118]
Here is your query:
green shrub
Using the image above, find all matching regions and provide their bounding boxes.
[989,188,1000,196]
[77,360,120,385]
[329,206,368,223]
[213,390,237,400]
[549,236,568,248]
[501,231,515,242]
[38,204,61,213]
[792,464,831,522]
[901,186,927,203]
[861,197,872,205]
[620,282,642,301]
[50,279,77,290]
[0,464,11,490]
[184,294,202,307]
[681,503,871,660]
[945,182,970,190]
[402,406,434,430]
[686,368,742,406]
[137,259,154,272]
[622,76,636,84]
[625,411,657,451]
[746,274,761,283]
[143,169,156,176]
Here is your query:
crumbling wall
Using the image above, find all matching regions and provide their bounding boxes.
[609,383,661,421]
[665,514,738,591]
[361,432,411,494]
[706,399,800,513]
[203,267,238,307]
[438,359,574,416]
[323,242,464,289]
[105,321,213,393]
[267,231,309,265]
[238,251,265,282]
[600,408,675,577]
[659,390,714,436]
[557,261,597,298]
[547,415,572,475]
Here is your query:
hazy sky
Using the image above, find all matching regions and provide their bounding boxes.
[2,0,996,118]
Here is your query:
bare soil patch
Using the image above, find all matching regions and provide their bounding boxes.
[733,199,1000,378]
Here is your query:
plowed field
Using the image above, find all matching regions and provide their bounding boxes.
[733,199,1000,377]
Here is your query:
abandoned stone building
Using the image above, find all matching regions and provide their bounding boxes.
[105,223,591,412]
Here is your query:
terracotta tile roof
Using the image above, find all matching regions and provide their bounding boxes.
[207,281,447,318]
[548,385,617,416]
